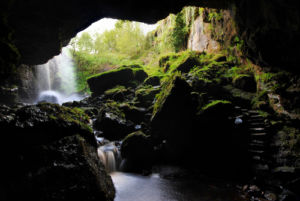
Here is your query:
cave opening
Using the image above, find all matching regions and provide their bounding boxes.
[1,1,300,201]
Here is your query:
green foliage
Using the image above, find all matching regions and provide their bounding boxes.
[201,100,231,111]
[104,85,126,96]
[70,20,148,92]
[171,12,189,52]
[152,71,181,117]
[208,11,223,22]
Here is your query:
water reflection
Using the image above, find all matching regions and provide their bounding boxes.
[111,171,245,201]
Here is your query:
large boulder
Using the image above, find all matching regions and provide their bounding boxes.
[87,66,148,97]
[87,67,134,97]
[94,104,135,140]
[135,85,161,108]
[173,56,200,73]
[233,74,257,92]
[121,131,154,173]
[0,103,115,201]
[143,76,161,86]
[150,73,197,162]
[193,100,251,177]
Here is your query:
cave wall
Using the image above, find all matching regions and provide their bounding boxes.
[1,0,298,69]
[235,0,300,72]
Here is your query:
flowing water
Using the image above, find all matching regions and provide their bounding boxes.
[111,170,246,201]
[98,142,121,173]
[97,142,245,201]
[35,47,83,104]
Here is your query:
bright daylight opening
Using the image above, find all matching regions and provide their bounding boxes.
[35,18,158,105]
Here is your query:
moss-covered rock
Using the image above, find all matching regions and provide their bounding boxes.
[104,85,133,102]
[233,74,257,92]
[133,68,148,82]
[87,66,148,97]
[150,73,197,163]
[121,131,154,173]
[87,67,134,97]
[119,103,148,124]
[0,103,115,201]
[93,102,135,140]
[0,103,94,146]
[144,76,161,86]
[135,85,161,108]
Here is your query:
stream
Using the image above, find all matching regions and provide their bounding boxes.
[111,169,246,201]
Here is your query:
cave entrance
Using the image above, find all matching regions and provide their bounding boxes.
[65,6,261,201]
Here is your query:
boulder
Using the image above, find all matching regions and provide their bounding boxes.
[133,68,148,82]
[150,73,197,162]
[0,85,18,105]
[87,67,134,97]
[119,103,148,124]
[87,66,148,97]
[135,85,161,108]
[94,106,135,140]
[233,74,257,92]
[103,85,133,102]
[121,131,154,173]
[144,76,161,86]
[0,103,115,201]
[174,56,200,73]
[193,100,251,177]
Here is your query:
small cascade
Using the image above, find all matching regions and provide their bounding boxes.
[35,47,83,104]
[97,142,121,173]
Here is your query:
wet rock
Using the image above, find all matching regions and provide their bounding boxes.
[144,76,161,86]
[15,64,38,103]
[264,191,277,201]
[233,74,257,92]
[103,85,134,102]
[94,108,135,141]
[19,135,114,201]
[174,56,200,73]
[135,85,161,108]
[0,85,18,105]
[119,103,148,124]
[0,103,115,201]
[87,67,134,97]
[0,103,95,146]
[121,131,154,173]
[133,68,148,82]
[151,74,197,163]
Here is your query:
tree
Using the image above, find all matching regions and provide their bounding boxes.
[77,32,94,53]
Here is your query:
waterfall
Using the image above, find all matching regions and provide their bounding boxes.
[35,47,83,104]
[97,142,121,173]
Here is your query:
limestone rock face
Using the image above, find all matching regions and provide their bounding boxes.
[188,15,220,53]
[16,64,38,103]
[0,103,115,201]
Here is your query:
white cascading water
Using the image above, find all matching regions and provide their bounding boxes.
[35,47,83,104]
[97,142,121,173]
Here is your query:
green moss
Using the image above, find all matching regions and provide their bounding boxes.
[135,85,161,104]
[104,100,126,119]
[251,90,269,109]
[208,11,223,22]
[153,72,181,116]
[38,103,92,133]
[104,85,126,95]
[257,110,269,118]
[87,66,132,80]
[201,100,231,111]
